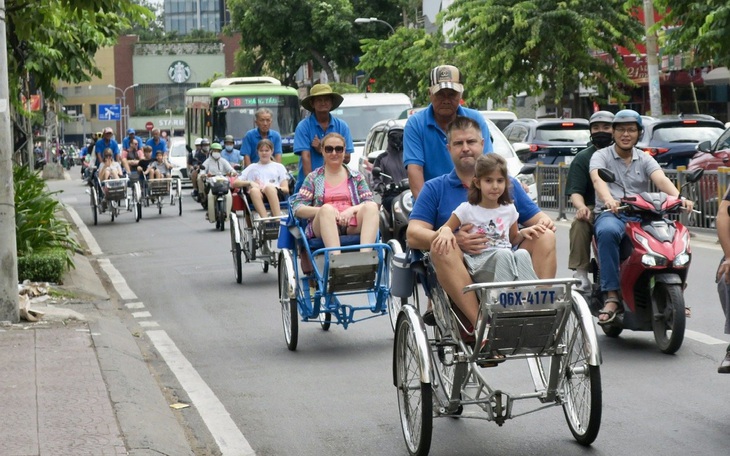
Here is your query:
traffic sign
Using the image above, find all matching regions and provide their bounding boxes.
[98,104,121,121]
[145,121,154,131]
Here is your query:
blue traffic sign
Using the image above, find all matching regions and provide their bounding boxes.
[98,104,121,121]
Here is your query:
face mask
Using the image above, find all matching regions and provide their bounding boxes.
[203,146,210,152]
[211,152,221,160]
[225,145,233,152]
[591,131,613,149]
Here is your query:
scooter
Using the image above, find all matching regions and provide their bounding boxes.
[583,167,704,354]
[371,167,412,250]
[204,173,231,231]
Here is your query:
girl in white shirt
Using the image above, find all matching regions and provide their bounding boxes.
[234,139,289,217]
[433,154,540,284]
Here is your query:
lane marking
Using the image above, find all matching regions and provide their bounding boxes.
[132,311,152,318]
[146,330,256,456]
[138,321,160,328]
[97,258,138,300]
[125,302,145,309]
[685,329,728,346]
[65,205,103,256]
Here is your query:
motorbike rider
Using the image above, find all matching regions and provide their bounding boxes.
[192,138,211,200]
[589,109,693,325]
[221,134,243,169]
[199,142,236,220]
[564,110,615,292]
[372,127,407,216]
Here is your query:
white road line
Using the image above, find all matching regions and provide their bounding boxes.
[132,311,152,318]
[138,321,160,328]
[146,330,256,456]
[97,258,138,300]
[685,329,728,346]
[125,302,145,309]
[65,205,103,256]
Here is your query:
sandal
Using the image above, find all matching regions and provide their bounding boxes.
[597,296,621,326]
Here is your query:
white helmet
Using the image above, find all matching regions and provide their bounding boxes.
[194,137,203,146]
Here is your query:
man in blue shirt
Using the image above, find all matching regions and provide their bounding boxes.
[293,83,354,191]
[95,127,121,164]
[145,128,168,159]
[404,65,493,198]
[221,135,243,168]
[241,108,283,167]
[122,128,138,151]
[408,116,556,325]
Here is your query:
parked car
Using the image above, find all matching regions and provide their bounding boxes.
[480,110,517,131]
[687,126,730,226]
[502,118,590,165]
[167,137,192,188]
[638,115,726,169]
[360,117,537,200]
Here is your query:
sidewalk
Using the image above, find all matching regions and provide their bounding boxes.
[0,171,195,456]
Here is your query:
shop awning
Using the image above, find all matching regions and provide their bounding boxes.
[704,67,730,86]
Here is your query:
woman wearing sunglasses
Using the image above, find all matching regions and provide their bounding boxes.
[292,133,378,252]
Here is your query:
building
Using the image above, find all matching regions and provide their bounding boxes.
[57,34,239,145]
[163,0,230,35]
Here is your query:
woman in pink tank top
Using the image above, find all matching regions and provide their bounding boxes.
[291,133,379,252]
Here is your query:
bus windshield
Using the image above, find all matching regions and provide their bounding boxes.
[212,94,300,142]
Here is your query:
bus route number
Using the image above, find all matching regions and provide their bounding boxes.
[498,290,556,308]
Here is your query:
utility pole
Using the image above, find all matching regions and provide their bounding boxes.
[0,0,20,323]
[643,0,662,116]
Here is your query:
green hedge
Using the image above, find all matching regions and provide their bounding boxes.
[18,248,67,283]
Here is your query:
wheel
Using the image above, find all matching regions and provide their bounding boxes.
[395,316,432,456]
[111,202,116,222]
[137,202,142,220]
[134,201,140,222]
[560,310,602,445]
[230,218,242,284]
[600,324,623,338]
[279,251,298,351]
[216,200,225,231]
[158,202,162,215]
[262,260,269,273]
[243,228,256,261]
[319,310,331,331]
[652,282,686,354]
[178,196,182,216]
[90,187,98,226]
[434,327,463,416]
[386,251,407,332]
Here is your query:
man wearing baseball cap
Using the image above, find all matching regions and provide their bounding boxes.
[94,127,121,165]
[122,128,137,151]
[404,64,493,198]
[292,83,354,192]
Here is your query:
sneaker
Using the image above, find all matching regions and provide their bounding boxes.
[572,270,592,293]
[719,346,730,374]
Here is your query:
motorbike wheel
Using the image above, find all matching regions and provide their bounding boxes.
[395,315,433,456]
[230,218,243,284]
[600,324,623,338]
[216,200,225,232]
[652,282,686,354]
[279,251,298,351]
[561,311,602,445]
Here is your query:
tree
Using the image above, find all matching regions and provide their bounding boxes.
[654,1,730,67]
[442,0,645,109]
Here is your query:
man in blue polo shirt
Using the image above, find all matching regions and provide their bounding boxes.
[122,128,138,151]
[241,108,283,166]
[408,116,556,325]
[95,127,121,164]
[145,128,168,158]
[404,65,493,198]
[293,83,354,192]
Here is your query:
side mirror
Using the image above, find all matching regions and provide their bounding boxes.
[597,168,616,183]
[696,140,712,153]
[518,164,536,175]
[685,168,704,184]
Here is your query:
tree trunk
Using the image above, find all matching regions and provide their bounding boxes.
[308,48,335,83]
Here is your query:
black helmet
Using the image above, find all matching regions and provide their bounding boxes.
[612,109,643,131]
[589,110,615,126]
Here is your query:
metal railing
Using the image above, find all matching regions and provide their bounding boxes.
[532,163,730,233]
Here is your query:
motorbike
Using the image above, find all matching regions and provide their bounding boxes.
[204,172,231,231]
[371,167,412,250]
[582,167,704,354]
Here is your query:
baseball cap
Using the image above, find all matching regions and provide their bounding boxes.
[103,127,114,134]
[127,128,136,134]
[429,65,464,95]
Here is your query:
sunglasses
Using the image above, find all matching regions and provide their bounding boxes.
[324,145,345,154]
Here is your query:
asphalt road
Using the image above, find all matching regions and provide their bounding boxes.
[54,173,730,456]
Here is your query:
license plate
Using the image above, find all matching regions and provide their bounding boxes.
[494,288,559,309]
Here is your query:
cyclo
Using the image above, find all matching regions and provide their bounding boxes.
[229,188,287,283]
[88,171,141,225]
[391,250,603,455]
[276,202,395,351]
[139,176,183,217]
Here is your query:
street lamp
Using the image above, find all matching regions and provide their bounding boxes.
[107,83,139,136]
[354,17,395,34]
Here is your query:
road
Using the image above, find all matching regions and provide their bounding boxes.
[53,174,730,456]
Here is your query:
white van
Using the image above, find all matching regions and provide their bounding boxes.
[330,93,412,171]
[480,110,517,131]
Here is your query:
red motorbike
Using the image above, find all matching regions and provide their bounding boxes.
[583,167,703,354]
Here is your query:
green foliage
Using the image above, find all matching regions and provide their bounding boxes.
[14,165,79,271]
[329,82,359,94]
[18,249,68,284]
[357,27,453,105]
[440,0,644,107]
[6,0,151,108]
[654,1,730,67]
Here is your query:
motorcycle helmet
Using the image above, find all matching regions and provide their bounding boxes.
[589,111,614,126]
[387,128,404,153]
[210,142,223,151]
[194,137,203,146]
[224,135,235,144]
[201,138,210,146]
[612,109,643,132]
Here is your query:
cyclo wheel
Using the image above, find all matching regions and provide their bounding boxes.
[386,240,408,332]
[395,315,432,456]
[279,251,298,351]
[230,217,242,284]
[561,308,602,445]
[90,187,98,226]
[652,282,686,354]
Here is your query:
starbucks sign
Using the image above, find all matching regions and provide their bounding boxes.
[168,60,191,83]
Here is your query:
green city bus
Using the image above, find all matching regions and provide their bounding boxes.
[184,77,301,160]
